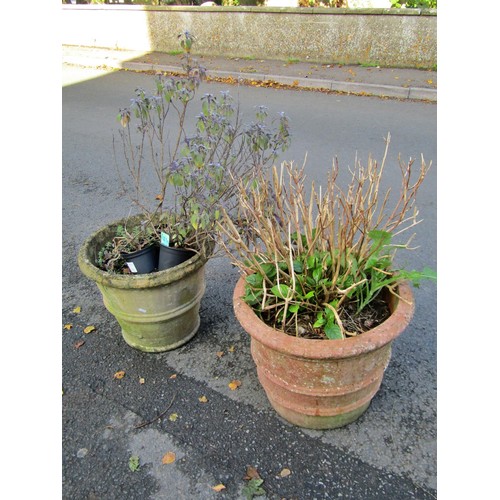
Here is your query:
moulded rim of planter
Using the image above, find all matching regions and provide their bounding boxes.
[78,214,213,289]
[233,275,414,360]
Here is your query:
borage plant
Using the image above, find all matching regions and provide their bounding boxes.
[100,31,291,272]
[219,134,436,339]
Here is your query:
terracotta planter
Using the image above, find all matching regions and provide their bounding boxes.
[78,215,210,353]
[233,276,415,429]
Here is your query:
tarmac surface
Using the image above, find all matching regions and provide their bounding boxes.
[62,53,437,500]
[62,45,437,102]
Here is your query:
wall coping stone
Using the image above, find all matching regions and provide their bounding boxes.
[61,5,437,16]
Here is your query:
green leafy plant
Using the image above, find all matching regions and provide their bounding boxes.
[219,134,436,339]
[391,0,436,8]
[99,31,290,272]
[242,478,266,499]
[128,455,140,472]
[97,222,157,272]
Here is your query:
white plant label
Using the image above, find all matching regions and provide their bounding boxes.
[127,262,138,273]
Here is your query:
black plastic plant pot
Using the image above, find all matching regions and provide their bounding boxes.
[158,244,196,271]
[121,244,159,274]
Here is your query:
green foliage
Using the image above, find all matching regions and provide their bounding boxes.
[240,230,435,339]
[391,0,437,8]
[242,478,266,499]
[97,222,156,272]
[220,136,436,339]
[112,30,290,263]
[128,456,140,472]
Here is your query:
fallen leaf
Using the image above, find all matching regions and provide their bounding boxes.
[83,325,96,334]
[212,483,226,492]
[228,380,242,390]
[64,323,73,330]
[128,455,140,472]
[427,79,433,84]
[114,370,126,379]
[168,413,178,422]
[228,345,235,352]
[216,351,224,358]
[198,395,208,403]
[245,465,261,480]
[279,468,291,477]
[169,374,177,379]
[74,340,85,349]
[162,452,176,464]
[72,306,81,314]
[155,194,164,201]
[139,377,145,384]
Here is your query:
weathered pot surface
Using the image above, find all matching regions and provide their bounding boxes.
[233,276,415,429]
[78,215,209,353]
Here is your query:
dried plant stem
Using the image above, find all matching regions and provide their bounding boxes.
[220,134,432,338]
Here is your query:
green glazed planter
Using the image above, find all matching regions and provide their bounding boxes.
[78,215,209,353]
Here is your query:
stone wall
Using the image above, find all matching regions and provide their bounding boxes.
[61,5,436,69]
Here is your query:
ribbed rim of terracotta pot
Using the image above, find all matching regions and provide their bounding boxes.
[78,214,212,289]
[233,275,415,360]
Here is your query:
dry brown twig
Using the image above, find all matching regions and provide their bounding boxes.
[218,134,433,338]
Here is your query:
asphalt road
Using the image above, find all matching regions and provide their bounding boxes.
[62,64,437,499]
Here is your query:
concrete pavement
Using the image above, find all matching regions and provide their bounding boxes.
[62,62,436,499]
[62,45,437,102]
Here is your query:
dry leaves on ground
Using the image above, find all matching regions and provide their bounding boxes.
[162,452,176,464]
[212,483,226,492]
[279,468,291,477]
[244,465,261,480]
[228,380,242,391]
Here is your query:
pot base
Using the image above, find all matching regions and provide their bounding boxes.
[121,316,200,353]
[99,276,205,353]
[269,398,371,430]
[254,351,384,429]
